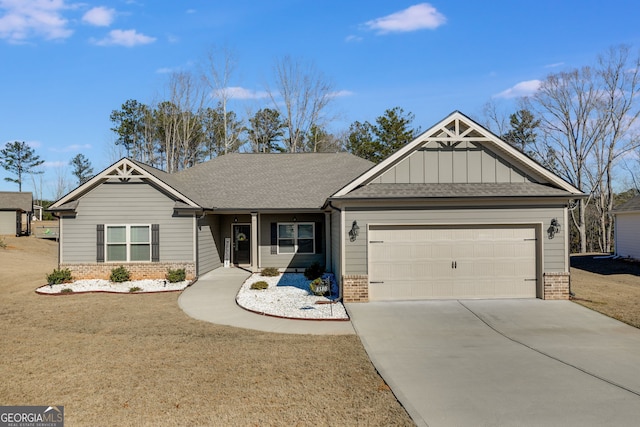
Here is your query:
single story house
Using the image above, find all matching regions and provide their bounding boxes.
[0,191,33,236]
[612,194,640,260]
[49,111,584,301]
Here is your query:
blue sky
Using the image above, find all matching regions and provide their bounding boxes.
[1,0,639,199]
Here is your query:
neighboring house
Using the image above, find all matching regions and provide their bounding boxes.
[0,191,33,236]
[49,111,584,301]
[612,195,640,260]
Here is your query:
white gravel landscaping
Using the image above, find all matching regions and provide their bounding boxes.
[236,273,349,320]
[36,279,191,294]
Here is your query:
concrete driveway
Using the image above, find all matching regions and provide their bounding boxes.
[347,300,640,427]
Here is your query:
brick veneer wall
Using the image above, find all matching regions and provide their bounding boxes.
[60,262,196,281]
[343,275,369,302]
[543,272,570,300]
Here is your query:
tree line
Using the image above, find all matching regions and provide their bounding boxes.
[3,45,640,254]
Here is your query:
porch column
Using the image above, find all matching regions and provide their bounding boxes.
[325,212,331,270]
[251,212,258,272]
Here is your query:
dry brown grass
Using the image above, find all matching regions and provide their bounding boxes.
[570,254,640,328]
[0,236,413,426]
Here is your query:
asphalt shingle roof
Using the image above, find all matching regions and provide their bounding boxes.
[614,195,640,212]
[170,153,374,210]
[0,191,32,211]
[335,182,575,199]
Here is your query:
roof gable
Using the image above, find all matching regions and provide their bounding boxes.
[50,158,200,210]
[333,111,583,197]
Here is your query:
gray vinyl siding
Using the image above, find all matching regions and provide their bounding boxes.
[0,211,16,235]
[343,205,566,275]
[60,182,194,263]
[330,209,342,280]
[615,213,640,259]
[259,213,325,269]
[197,214,222,275]
[374,141,535,184]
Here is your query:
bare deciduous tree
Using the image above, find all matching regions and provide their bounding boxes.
[156,71,206,172]
[527,45,640,253]
[267,56,335,153]
[202,46,242,155]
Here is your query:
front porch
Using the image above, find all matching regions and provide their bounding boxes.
[197,211,332,274]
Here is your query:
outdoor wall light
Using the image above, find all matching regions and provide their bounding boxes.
[349,220,360,242]
[234,217,238,223]
[293,216,297,222]
[547,218,560,239]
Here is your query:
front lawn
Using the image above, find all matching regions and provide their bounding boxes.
[0,236,413,426]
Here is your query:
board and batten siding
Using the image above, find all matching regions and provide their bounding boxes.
[373,141,535,184]
[343,206,567,275]
[197,214,222,275]
[615,213,640,260]
[60,182,194,263]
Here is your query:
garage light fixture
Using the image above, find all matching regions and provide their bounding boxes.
[349,220,360,242]
[547,218,560,239]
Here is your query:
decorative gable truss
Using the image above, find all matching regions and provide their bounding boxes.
[333,111,582,196]
[50,158,201,210]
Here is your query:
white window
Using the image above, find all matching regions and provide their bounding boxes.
[278,223,314,254]
[106,225,151,262]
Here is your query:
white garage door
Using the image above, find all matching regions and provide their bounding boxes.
[368,225,537,301]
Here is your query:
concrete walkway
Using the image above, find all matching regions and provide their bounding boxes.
[178,267,355,335]
[347,299,640,427]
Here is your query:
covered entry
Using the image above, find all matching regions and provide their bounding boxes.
[368,225,538,301]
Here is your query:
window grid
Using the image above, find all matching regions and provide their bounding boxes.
[105,224,151,262]
[277,222,315,254]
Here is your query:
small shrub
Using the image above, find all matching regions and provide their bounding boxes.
[110,265,131,283]
[250,281,269,290]
[260,267,280,277]
[309,277,329,296]
[129,286,142,293]
[46,268,73,285]
[60,288,73,294]
[0,237,6,249]
[304,262,324,280]
[166,268,186,283]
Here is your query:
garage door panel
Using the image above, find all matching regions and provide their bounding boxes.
[369,226,537,301]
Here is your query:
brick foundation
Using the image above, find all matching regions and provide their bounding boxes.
[343,275,369,302]
[60,262,196,281]
[543,272,570,300]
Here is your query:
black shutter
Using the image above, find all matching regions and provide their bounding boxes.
[152,224,160,262]
[271,223,277,255]
[96,224,104,263]
[315,221,323,254]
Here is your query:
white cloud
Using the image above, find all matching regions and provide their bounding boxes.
[50,143,92,152]
[43,160,67,168]
[495,80,542,99]
[329,90,354,98]
[218,86,269,100]
[82,6,115,27]
[93,29,155,47]
[0,0,74,43]
[345,34,363,43]
[544,62,564,69]
[364,3,446,34]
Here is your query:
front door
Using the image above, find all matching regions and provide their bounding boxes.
[233,224,251,265]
